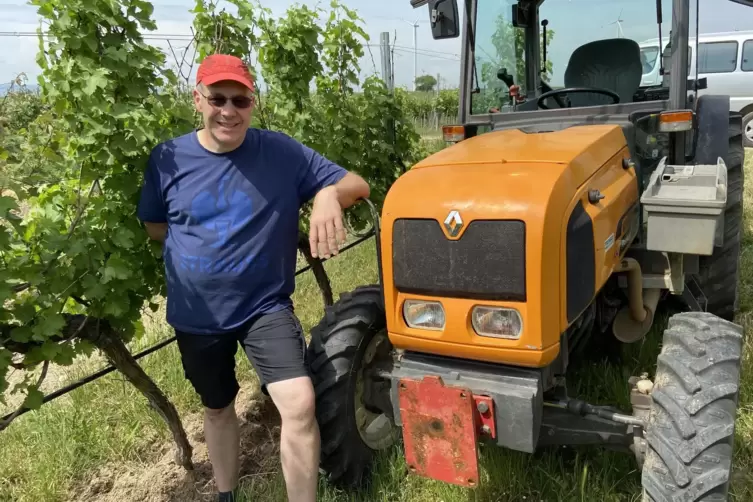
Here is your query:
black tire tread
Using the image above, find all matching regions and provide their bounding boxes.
[307,284,387,488]
[642,311,744,502]
[692,113,745,321]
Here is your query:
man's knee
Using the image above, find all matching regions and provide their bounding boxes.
[204,401,236,423]
[288,391,316,425]
[267,377,316,427]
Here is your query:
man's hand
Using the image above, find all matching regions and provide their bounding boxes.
[309,185,347,259]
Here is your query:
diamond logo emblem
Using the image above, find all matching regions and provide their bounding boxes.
[444,210,463,237]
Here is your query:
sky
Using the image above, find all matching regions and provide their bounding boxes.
[1,0,753,91]
[0,0,463,90]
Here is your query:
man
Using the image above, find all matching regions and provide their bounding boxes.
[136,54,370,502]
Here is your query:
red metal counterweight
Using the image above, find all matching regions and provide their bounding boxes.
[397,375,497,488]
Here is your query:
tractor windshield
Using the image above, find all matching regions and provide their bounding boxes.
[471,0,675,115]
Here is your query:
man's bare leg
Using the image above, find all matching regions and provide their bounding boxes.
[204,399,240,494]
[266,376,320,502]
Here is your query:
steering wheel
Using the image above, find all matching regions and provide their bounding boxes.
[540,81,568,108]
[536,87,620,109]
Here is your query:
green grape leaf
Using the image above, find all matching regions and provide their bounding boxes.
[104,291,130,317]
[33,313,66,341]
[0,348,12,370]
[10,326,33,343]
[24,388,44,410]
[53,343,76,366]
[40,340,61,360]
[0,196,18,215]
[83,70,109,96]
[103,254,132,283]
[112,228,135,249]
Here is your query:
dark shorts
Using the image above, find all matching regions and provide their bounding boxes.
[174,306,309,410]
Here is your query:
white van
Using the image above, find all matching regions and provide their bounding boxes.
[639,30,753,146]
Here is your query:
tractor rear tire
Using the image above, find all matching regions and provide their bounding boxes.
[742,111,753,148]
[641,311,744,502]
[692,112,745,321]
[307,285,398,488]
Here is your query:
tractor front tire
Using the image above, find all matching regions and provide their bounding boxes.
[307,285,399,489]
[641,311,744,502]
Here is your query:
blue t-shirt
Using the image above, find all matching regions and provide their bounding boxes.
[137,128,347,335]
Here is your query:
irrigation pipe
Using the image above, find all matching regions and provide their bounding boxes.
[1,231,375,425]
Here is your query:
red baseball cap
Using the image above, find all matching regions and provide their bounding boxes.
[196,54,255,91]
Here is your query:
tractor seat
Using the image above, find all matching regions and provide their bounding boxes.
[563,38,643,107]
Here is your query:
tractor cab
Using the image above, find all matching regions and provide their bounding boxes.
[467,0,657,116]
[413,0,705,162]
[419,0,686,110]
[412,0,746,192]
[484,35,642,113]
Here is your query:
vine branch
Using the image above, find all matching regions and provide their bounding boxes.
[0,360,49,432]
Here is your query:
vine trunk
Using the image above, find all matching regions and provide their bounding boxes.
[86,321,194,470]
[298,233,334,307]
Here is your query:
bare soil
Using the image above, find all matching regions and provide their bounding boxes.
[73,386,282,502]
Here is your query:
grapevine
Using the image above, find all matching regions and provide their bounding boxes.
[0,0,424,470]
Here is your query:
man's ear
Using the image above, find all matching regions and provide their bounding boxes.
[192,85,203,111]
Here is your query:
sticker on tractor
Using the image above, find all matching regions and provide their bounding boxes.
[605,233,615,252]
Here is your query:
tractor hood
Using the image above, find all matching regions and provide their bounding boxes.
[411,125,628,189]
[384,124,630,244]
[379,123,635,367]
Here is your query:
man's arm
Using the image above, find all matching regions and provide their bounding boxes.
[321,171,370,209]
[137,154,168,242]
[144,222,167,242]
[292,138,370,259]
[309,171,369,259]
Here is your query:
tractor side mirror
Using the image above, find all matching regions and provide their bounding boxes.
[427,0,460,39]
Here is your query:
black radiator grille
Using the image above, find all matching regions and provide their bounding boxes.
[392,219,526,301]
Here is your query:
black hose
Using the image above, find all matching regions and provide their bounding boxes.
[294,231,374,276]
[1,335,176,424]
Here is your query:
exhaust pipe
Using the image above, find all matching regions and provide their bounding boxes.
[612,258,662,343]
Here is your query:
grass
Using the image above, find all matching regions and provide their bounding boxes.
[1,150,753,502]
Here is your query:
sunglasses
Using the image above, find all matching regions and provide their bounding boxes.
[198,89,253,109]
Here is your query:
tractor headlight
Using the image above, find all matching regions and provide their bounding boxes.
[471,306,523,339]
[403,300,445,330]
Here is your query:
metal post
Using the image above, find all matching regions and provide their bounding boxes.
[413,21,418,91]
[525,8,540,96]
[436,72,441,127]
[458,0,476,124]
[400,19,420,91]
[669,0,690,163]
[380,31,389,84]
[380,31,394,91]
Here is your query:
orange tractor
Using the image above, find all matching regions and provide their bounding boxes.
[307,0,750,500]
